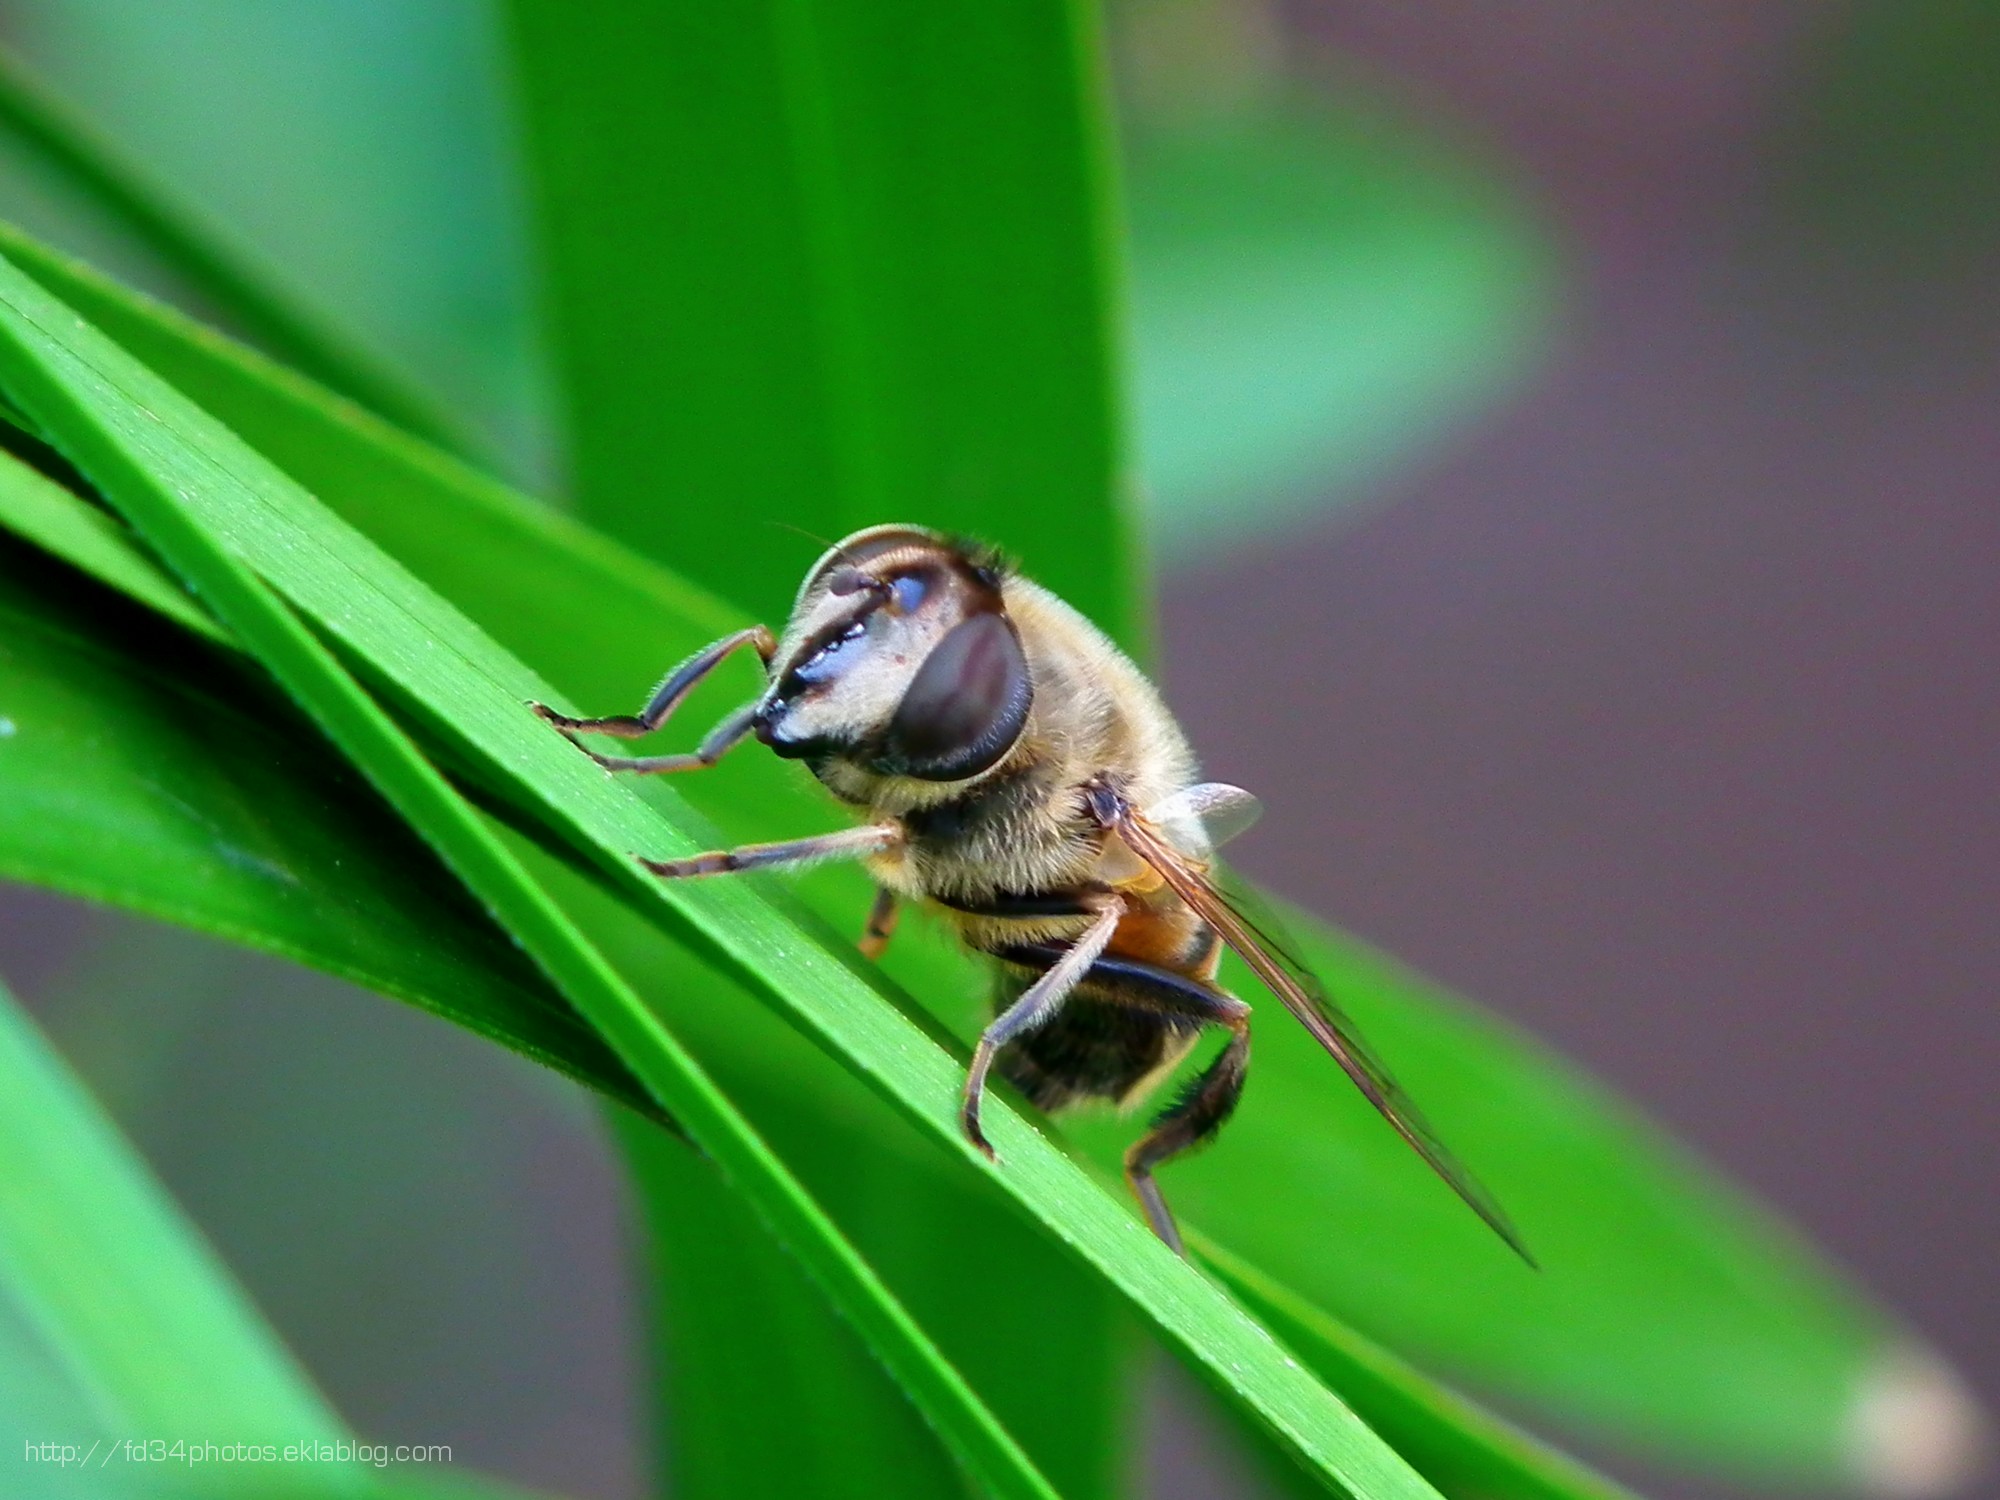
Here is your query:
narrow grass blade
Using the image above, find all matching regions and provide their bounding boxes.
[0,240,1439,1500]
[0,271,1067,1500]
[617,1119,972,1500]
[1197,1239,1633,1500]
[0,45,469,456]
[0,522,654,1119]
[0,433,219,639]
[1181,920,1958,1485]
[578,903,1132,1500]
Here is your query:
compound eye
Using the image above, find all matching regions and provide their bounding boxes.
[879,612,1032,781]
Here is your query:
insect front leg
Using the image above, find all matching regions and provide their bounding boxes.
[1000,944,1252,1257]
[961,894,1125,1161]
[575,700,760,775]
[533,624,775,767]
[640,822,902,880]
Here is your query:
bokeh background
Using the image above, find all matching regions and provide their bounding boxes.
[0,2,1993,1498]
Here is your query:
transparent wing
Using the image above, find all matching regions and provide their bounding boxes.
[1090,783,1534,1265]
[1146,782,1263,854]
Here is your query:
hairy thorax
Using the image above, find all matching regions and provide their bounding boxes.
[826,580,1205,960]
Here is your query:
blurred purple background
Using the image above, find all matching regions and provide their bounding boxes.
[1157,5,2000,1495]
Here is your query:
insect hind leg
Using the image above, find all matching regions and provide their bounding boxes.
[1000,943,1250,1256]
[1124,1010,1250,1257]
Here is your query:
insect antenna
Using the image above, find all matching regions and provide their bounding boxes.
[765,518,841,555]
[765,520,890,598]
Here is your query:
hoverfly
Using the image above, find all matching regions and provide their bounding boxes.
[536,525,1528,1260]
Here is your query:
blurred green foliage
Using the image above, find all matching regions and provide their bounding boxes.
[6,0,545,475]
[0,970,360,1498]
[1777,0,2000,272]
[3,0,1553,563]
[1128,96,1551,559]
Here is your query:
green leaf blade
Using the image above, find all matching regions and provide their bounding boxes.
[0,44,470,456]
[503,0,1135,633]
[0,484,654,1120]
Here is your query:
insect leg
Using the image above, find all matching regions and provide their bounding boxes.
[533,624,775,738]
[578,700,759,775]
[858,886,900,961]
[640,822,901,880]
[1125,1003,1251,1257]
[961,895,1125,1160]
